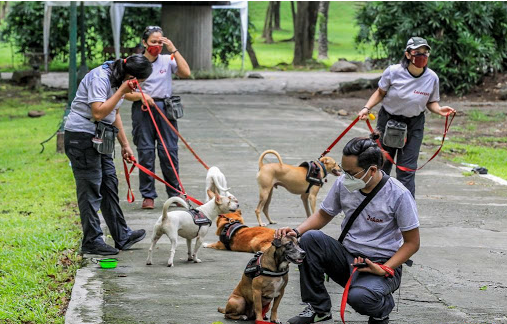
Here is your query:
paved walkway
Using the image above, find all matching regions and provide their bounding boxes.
[65,94,507,324]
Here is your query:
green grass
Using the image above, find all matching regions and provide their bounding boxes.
[228,1,373,70]
[0,82,82,324]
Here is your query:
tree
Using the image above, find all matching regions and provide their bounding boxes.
[212,9,242,67]
[246,32,259,68]
[262,2,275,43]
[293,1,319,66]
[355,2,507,95]
[317,1,330,60]
[273,2,281,30]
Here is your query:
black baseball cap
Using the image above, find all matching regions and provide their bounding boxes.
[406,37,431,51]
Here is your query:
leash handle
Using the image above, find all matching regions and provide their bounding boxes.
[123,158,136,203]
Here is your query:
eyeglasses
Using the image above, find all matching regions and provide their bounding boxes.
[338,163,366,179]
[146,26,162,31]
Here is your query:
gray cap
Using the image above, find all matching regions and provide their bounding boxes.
[406,37,431,51]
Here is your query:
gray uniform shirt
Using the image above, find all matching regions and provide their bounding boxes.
[65,63,122,134]
[138,54,178,99]
[320,174,419,259]
[379,64,440,118]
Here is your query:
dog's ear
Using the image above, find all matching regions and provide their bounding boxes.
[214,192,222,204]
[272,238,282,248]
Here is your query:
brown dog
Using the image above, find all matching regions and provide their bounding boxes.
[218,236,306,323]
[204,210,275,253]
[255,149,340,226]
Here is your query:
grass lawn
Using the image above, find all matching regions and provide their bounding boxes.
[0,82,82,323]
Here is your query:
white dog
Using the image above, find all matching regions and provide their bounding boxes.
[205,166,236,201]
[146,193,239,267]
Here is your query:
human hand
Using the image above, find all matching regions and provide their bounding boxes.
[142,93,156,108]
[274,227,297,239]
[120,79,137,95]
[352,257,386,276]
[121,145,135,163]
[358,107,370,120]
[161,37,176,53]
[439,106,456,117]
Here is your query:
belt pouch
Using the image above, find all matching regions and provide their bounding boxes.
[163,96,184,120]
[92,121,118,155]
[383,119,407,149]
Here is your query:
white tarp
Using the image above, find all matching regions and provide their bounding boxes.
[43,1,248,71]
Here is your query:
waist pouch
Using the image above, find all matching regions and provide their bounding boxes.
[383,119,407,149]
[92,121,118,155]
[164,96,184,120]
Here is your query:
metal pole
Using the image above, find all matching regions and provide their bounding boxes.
[57,1,78,152]
[77,1,88,85]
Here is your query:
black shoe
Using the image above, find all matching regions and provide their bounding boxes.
[81,242,119,256]
[286,304,332,324]
[369,316,389,324]
[116,229,146,250]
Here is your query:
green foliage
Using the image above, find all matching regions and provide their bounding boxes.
[212,9,242,67]
[355,2,507,95]
[0,82,82,323]
[0,2,160,62]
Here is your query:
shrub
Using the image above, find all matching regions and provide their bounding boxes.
[355,2,507,95]
[212,9,242,67]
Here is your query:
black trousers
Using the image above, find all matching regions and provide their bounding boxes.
[299,230,402,319]
[131,100,180,199]
[376,107,425,197]
[64,131,131,249]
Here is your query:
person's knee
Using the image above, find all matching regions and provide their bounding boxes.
[347,286,385,316]
[299,230,325,249]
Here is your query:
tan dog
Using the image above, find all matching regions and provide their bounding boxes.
[204,210,275,253]
[218,236,306,323]
[255,150,340,226]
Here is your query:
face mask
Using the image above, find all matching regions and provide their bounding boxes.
[343,166,373,193]
[411,54,428,68]
[146,45,162,56]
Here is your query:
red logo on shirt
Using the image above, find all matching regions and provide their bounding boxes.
[414,90,430,96]
[159,69,167,74]
[367,215,384,223]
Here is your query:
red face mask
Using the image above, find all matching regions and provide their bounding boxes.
[411,54,428,68]
[147,45,162,57]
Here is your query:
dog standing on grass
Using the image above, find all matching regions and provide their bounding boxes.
[255,150,341,226]
[146,193,239,267]
[218,235,306,323]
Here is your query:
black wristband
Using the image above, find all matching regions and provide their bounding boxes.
[170,49,179,55]
[292,228,301,238]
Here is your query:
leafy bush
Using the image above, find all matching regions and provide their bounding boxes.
[212,9,242,67]
[355,2,507,95]
[0,2,160,61]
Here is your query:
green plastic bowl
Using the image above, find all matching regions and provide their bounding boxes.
[98,258,118,269]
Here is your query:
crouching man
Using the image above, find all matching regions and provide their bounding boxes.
[276,134,420,324]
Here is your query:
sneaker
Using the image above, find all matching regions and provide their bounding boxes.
[116,229,146,250]
[81,242,119,256]
[142,198,154,209]
[369,316,389,324]
[287,304,332,324]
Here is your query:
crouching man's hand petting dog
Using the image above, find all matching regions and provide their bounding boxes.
[218,236,306,324]
[146,192,239,267]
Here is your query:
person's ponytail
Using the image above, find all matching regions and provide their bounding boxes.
[343,131,384,169]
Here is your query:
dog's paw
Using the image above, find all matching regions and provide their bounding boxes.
[259,222,267,227]
[146,261,152,265]
[269,220,278,224]
[239,315,248,321]
[270,319,281,324]
[187,256,193,261]
[202,243,209,248]
[193,258,202,263]
[167,263,173,267]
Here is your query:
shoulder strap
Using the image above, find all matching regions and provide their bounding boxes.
[338,173,390,243]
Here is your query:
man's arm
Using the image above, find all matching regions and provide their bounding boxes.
[275,209,334,238]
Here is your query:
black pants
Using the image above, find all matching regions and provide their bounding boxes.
[376,107,425,197]
[64,131,131,249]
[299,231,402,319]
[131,100,180,199]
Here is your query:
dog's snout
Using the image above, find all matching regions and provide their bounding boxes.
[300,250,306,258]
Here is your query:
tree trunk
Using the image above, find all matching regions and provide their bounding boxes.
[246,32,260,68]
[262,2,274,43]
[290,1,296,36]
[318,1,330,60]
[273,1,281,30]
[293,1,319,66]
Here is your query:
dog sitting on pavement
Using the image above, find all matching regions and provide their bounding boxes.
[204,210,275,253]
[205,166,237,202]
[218,235,306,323]
[146,193,239,267]
[255,149,341,226]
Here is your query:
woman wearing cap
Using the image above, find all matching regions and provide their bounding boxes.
[125,26,191,209]
[358,37,456,197]
[64,54,152,255]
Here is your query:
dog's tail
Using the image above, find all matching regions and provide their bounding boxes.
[258,149,283,169]
[162,197,189,220]
[211,173,230,193]
[217,307,225,314]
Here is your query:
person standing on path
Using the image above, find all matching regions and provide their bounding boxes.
[358,36,456,197]
[125,26,191,209]
[276,135,420,324]
[64,55,152,255]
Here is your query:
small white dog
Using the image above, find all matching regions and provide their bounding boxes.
[146,193,239,267]
[205,166,236,201]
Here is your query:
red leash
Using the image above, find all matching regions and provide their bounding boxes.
[320,116,360,158]
[122,157,203,206]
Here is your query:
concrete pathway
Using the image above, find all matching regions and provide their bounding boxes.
[65,94,507,324]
